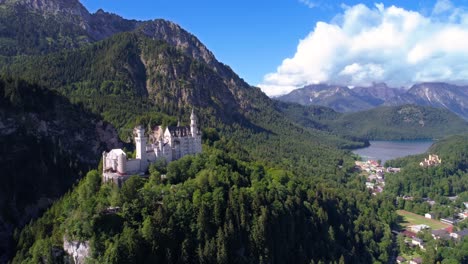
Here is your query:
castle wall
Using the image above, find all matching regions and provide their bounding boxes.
[126,160,141,174]
[147,151,156,163]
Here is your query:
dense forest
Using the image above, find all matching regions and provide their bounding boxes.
[0,76,124,260]
[12,140,397,263]
[385,134,468,199]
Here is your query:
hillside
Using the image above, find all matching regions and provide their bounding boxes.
[11,139,397,264]
[277,103,468,140]
[331,105,468,140]
[385,134,468,209]
[1,30,366,150]
[0,77,122,261]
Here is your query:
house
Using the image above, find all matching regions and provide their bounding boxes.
[386,167,401,173]
[431,229,450,240]
[409,258,422,264]
[403,195,414,201]
[411,237,425,249]
[396,256,406,263]
[441,217,457,225]
[450,229,468,240]
[409,224,429,233]
[425,213,435,219]
[458,211,468,220]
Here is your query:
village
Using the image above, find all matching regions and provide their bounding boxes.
[354,159,400,196]
[355,155,468,263]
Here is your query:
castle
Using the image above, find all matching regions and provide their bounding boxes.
[419,154,442,167]
[102,110,202,184]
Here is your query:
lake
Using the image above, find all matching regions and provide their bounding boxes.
[352,140,434,165]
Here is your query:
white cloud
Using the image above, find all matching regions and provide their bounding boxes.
[299,0,317,9]
[433,0,454,15]
[259,1,468,96]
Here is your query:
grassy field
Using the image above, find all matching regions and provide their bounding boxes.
[397,210,450,230]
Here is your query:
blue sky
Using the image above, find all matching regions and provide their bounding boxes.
[81,0,468,96]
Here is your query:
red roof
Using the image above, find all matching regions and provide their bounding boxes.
[402,230,416,238]
[446,226,453,233]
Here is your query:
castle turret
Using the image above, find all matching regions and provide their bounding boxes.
[190,109,198,137]
[102,151,107,174]
[135,126,148,171]
[117,152,127,175]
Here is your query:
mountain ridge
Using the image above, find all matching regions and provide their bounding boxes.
[277,82,468,120]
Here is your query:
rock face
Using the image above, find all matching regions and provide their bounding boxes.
[0,79,122,261]
[353,83,405,105]
[63,238,90,264]
[3,0,90,18]
[277,84,379,112]
[385,83,468,120]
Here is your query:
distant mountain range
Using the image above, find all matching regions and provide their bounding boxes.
[277,82,468,120]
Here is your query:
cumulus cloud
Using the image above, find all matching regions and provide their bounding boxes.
[259,0,468,97]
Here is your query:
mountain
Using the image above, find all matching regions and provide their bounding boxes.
[276,84,378,112]
[277,102,468,140]
[277,82,468,120]
[352,83,405,105]
[0,0,143,55]
[385,82,468,120]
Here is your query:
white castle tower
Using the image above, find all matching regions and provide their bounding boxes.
[190,108,198,137]
[135,125,148,171]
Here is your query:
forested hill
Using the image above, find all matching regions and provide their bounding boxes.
[277,102,468,140]
[385,134,468,199]
[12,139,398,263]
[0,77,124,261]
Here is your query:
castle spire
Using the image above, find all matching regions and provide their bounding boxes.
[190,108,197,137]
[190,108,196,121]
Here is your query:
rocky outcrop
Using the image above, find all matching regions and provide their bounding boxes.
[63,238,90,264]
[277,84,378,112]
